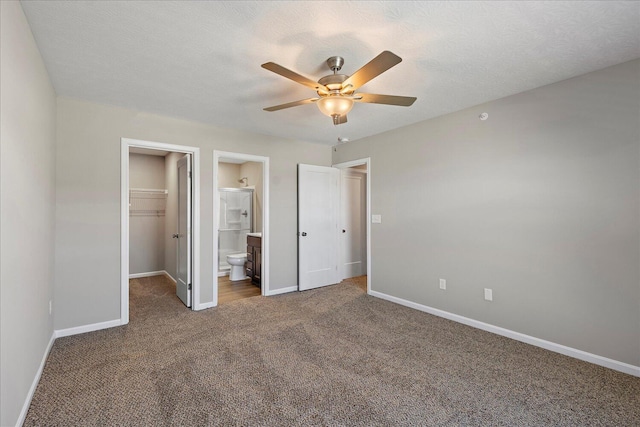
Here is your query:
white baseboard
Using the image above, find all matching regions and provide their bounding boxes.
[129,270,177,284]
[163,270,176,283]
[369,290,640,378]
[195,301,216,310]
[265,286,297,296]
[129,270,165,279]
[54,319,122,338]
[16,332,55,427]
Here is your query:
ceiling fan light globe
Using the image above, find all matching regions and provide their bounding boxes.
[317,96,354,117]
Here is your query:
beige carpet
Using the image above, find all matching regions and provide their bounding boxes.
[25,275,639,426]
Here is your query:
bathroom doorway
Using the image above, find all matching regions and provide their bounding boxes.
[213,151,270,305]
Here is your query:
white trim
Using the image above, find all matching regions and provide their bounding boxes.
[213,151,270,306]
[265,286,298,296]
[129,270,166,279]
[129,270,177,283]
[197,301,216,310]
[189,151,202,310]
[369,290,640,378]
[332,158,372,294]
[164,270,177,283]
[121,138,202,321]
[16,332,55,427]
[121,140,129,323]
[54,319,122,338]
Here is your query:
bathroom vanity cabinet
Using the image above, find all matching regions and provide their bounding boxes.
[246,235,261,287]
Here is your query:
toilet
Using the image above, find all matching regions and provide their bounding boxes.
[226,253,248,281]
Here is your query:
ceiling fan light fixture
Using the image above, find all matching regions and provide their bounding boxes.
[316,95,354,118]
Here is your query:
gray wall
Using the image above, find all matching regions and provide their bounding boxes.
[129,153,166,188]
[218,162,241,188]
[129,153,166,274]
[333,59,640,367]
[54,98,331,330]
[0,2,57,425]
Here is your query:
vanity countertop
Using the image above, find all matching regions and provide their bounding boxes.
[247,232,262,238]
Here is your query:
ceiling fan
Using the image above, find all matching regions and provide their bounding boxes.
[262,51,417,125]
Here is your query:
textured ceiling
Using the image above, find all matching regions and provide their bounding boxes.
[20,1,640,145]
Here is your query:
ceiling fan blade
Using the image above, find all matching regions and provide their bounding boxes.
[261,62,328,92]
[342,51,402,91]
[354,93,417,106]
[263,98,319,112]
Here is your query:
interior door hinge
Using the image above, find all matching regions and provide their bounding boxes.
[188,171,192,178]
[188,283,192,290]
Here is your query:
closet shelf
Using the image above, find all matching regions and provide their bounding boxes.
[129,188,168,216]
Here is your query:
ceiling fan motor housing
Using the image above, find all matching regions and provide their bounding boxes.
[318,74,349,93]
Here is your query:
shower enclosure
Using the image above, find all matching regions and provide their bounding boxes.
[218,188,253,273]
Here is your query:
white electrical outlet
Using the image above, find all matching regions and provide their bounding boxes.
[49,300,52,315]
[371,214,382,224]
[484,288,493,301]
[439,279,446,290]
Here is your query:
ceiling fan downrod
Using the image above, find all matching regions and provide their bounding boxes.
[326,56,344,74]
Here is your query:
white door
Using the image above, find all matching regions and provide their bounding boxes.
[340,169,367,279]
[298,164,340,291]
[176,155,192,307]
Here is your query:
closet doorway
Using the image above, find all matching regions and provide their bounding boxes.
[120,138,201,325]
[339,165,367,280]
[335,158,370,293]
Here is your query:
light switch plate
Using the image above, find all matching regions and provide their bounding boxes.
[371,214,382,223]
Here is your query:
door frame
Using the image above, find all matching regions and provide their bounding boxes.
[339,167,367,280]
[120,137,202,325]
[213,150,270,305]
[332,158,372,294]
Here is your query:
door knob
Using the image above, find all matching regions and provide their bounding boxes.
[172,233,179,238]
[301,232,307,236]
[342,229,346,233]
